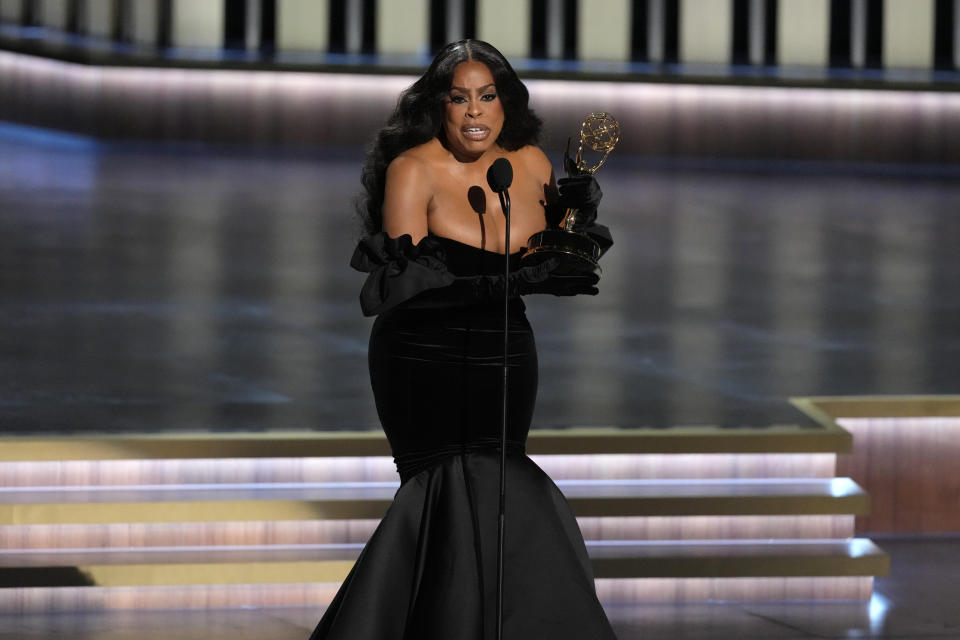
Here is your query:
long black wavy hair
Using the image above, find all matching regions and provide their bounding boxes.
[358,39,543,236]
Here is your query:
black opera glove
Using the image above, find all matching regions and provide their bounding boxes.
[470,258,599,298]
[556,175,602,230]
[522,259,600,296]
[412,259,598,309]
[352,233,455,316]
[351,234,599,317]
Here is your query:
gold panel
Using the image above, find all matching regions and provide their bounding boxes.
[793,395,960,421]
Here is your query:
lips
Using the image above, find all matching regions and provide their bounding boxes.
[462,126,490,141]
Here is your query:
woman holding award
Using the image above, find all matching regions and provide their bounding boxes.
[309,39,616,640]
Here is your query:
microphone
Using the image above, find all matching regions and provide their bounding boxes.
[486,157,513,193]
[487,155,513,640]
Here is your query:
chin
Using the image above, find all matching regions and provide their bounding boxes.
[456,142,491,159]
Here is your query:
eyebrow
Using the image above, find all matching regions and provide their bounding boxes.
[450,84,496,92]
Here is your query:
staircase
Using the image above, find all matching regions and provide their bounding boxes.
[0,425,888,612]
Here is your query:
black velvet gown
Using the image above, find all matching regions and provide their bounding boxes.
[309,233,617,640]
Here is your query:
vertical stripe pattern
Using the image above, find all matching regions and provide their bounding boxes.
[157,0,171,47]
[477,0,529,58]
[431,0,476,53]
[276,0,328,53]
[681,0,732,65]
[171,0,224,49]
[778,0,829,67]
[1,0,958,75]
[934,0,956,69]
[732,0,776,65]
[884,0,934,69]
[578,0,631,62]
[830,0,853,67]
[631,0,648,61]
[664,0,680,63]
[130,0,158,45]
[864,0,883,68]
[381,0,427,56]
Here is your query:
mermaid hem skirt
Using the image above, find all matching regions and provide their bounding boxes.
[309,451,617,640]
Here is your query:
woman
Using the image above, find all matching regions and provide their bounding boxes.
[310,40,616,640]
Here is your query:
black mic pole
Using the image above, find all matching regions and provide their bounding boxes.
[487,158,512,640]
[497,185,509,640]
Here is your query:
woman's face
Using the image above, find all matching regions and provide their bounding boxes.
[443,60,504,162]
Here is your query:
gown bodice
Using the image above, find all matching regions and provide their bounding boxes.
[368,235,535,482]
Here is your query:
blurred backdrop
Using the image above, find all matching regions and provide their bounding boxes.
[2,0,959,161]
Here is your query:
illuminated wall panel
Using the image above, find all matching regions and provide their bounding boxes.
[837,417,960,533]
[132,0,160,46]
[577,0,631,61]
[0,577,873,612]
[172,0,224,49]
[277,0,329,52]
[883,0,935,69]
[0,0,22,22]
[680,0,732,64]
[85,0,114,38]
[377,0,428,56]
[3,49,960,163]
[41,0,69,29]
[778,0,829,67]
[478,0,530,58]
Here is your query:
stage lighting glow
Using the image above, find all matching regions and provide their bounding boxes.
[869,592,891,634]
[2,48,959,163]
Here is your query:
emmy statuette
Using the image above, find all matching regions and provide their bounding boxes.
[523,112,620,276]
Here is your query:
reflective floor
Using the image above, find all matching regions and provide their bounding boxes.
[1,538,958,639]
[3,123,960,434]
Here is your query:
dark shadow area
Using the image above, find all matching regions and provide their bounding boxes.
[0,567,95,588]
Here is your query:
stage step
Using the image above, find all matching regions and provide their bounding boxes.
[0,515,858,548]
[0,539,887,588]
[588,539,888,578]
[0,478,869,525]
[0,451,842,486]
[0,424,887,604]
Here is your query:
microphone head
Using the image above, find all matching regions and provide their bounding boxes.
[486,158,513,193]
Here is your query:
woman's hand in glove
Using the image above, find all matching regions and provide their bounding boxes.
[518,258,599,297]
[558,175,602,212]
[556,175,602,230]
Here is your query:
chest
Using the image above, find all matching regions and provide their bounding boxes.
[427,172,547,251]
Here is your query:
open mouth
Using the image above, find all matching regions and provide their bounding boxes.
[462,126,490,141]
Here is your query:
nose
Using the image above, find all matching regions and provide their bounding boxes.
[467,98,482,118]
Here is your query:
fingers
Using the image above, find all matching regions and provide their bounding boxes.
[548,274,600,296]
[520,258,559,283]
[557,176,602,212]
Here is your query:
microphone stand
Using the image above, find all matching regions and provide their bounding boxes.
[496,186,510,640]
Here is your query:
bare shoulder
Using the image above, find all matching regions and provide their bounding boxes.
[387,146,433,182]
[514,144,553,180]
[511,144,554,185]
[382,143,441,241]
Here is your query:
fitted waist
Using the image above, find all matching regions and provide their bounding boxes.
[373,296,530,336]
[395,438,526,483]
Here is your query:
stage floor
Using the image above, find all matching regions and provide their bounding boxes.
[0,537,957,639]
[1,122,959,434]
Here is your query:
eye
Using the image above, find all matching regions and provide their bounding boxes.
[481,93,498,102]
[450,95,467,104]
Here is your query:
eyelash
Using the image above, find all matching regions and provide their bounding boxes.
[451,93,497,104]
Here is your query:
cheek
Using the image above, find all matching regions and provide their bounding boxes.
[445,102,463,122]
[493,103,505,129]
